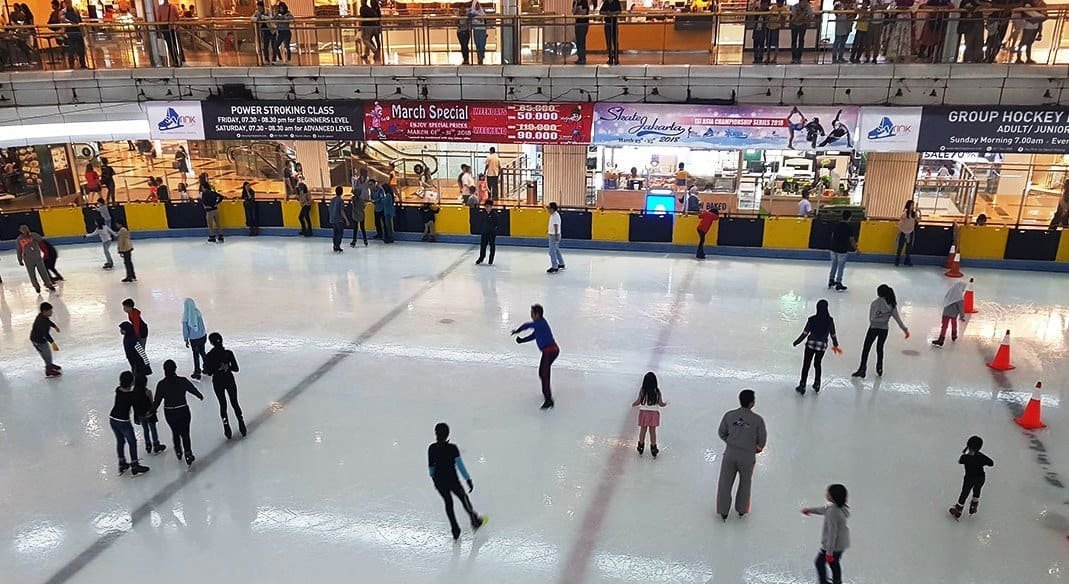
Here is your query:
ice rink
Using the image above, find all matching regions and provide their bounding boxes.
[1,236,1068,584]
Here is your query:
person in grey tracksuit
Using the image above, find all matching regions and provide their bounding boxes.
[716,389,767,521]
[16,224,54,293]
[802,483,850,584]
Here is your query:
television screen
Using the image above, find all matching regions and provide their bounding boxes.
[645,194,676,215]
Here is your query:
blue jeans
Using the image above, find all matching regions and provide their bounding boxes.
[829,252,849,284]
[548,235,565,268]
[140,418,158,447]
[110,418,139,463]
[833,33,848,61]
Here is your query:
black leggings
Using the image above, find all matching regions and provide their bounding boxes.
[298,205,313,235]
[958,475,985,505]
[190,336,207,375]
[857,327,888,373]
[435,480,479,533]
[799,347,826,387]
[164,406,193,456]
[213,379,243,421]
[351,217,367,244]
[815,550,843,584]
[539,346,559,400]
[478,233,496,264]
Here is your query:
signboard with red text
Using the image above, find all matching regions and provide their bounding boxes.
[363,101,593,144]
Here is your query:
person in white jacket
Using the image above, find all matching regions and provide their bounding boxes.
[85,218,118,270]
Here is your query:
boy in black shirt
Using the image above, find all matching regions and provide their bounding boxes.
[950,435,994,519]
[30,302,61,377]
[475,199,499,265]
[828,210,858,292]
[428,422,487,540]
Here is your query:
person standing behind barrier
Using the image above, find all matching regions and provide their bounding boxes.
[765,0,787,62]
[84,163,101,200]
[894,200,918,266]
[156,0,184,67]
[273,2,293,62]
[573,0,590,64]
[546,202,565,273]
[789,0,813,63]
[747,0,769,64]
[16,225,54,294]
[252,1,275,64]
[599,0,622,65]
[469,0,488,64]
[456,6,472,64]
[831,0,854,63]
[100,158,117,204]
[484,147,501,200]
[297,182,314,237]
[62,2,86,69]
[359,0,383,63]
[716,389,767,521]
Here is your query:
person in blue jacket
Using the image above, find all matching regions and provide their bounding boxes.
[182,298,208,380]
[428,422,486,540]
[511,303,560,410]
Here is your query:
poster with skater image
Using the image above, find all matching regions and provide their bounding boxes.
[592,104,860,151]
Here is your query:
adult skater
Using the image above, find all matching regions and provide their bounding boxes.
[329,186,350,253]
[696,202,717,259]
[851,284,909,378]
[428,422,487,540]
[120,322,152,377]
[38,238,63,281]
[182,298,207,379]
[370,179,386,239]
[511,304,560,410]
[110,371,150,477]
[15,224,55,293]
[475,199,499,265]
[802,484,850,584]
[381,181,397,244]
[350,170,370,247]
[122,298,148,347]
[792,299,841,395]
[30,302,62,378]
[828,210,857,291]
[546,202,565,273]
[204,332,245,439]
[296,182,314,237]
[716,389,767,521]
[949,435,993,519]
[152,359,204,467]
[894,200,919,267]
[201,181,224,243]
[241,181,259,236]
[85,218,118,269]
[116,223,136,282]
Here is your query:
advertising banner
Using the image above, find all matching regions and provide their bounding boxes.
[199,101,364,141]
[917,106,1069,153]
[364,101,593,144]
[592,104,859,151]
[857,107,922,152]
[147,101,205,140]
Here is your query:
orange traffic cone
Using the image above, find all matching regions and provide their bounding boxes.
[963,277,978,314]
[987,330,1015,371]
[945,253,963,278]
[1015,382,1047,430]
[943,244,957,269]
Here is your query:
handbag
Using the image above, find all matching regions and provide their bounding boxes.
[171,160,181,169]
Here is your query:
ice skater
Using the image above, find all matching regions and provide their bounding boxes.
[932,282,967,347]
[201,176,224,243]
[85,218,118,269]
[420,201,440,242]
[546,202,565,273]
[116,223,136,282]
[134,373,166,455]
[950,435,994,519]
[828,210,857,291]
[349,172,370,247]
[30,302,61,378]
[182,298,208,379]
[716,389,767,521]
[38,238,63,282]
[204,332,245,439]
[15,225,55,293]
[801,483,850,584]
[110,371,150,477]
[122,298,149,347]
[632,372,667,457]
[511,304,560,410]
[427,422,487,540]
[851,284,909,378]
[792,299,841,395]
[152,359,204,467]
[120,322,152,377]
[475,199,498,265]
[329,186,350,253]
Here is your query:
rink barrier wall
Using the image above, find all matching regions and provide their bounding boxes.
[5,204,1069,272]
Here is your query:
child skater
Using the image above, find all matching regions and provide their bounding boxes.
[428,422,487,540]
[152,359,204,467]
[511,304,560,410]
[133,373,166,455]
[933,282,967,347]
[851,284,909,378]
[204,332,245,439]
[792,299,842,395]
[85,218,118,270]
[110,371,150,477]
[120,322,152,377]
[632,372,667,457]
[802,483,850,584]
[122,298,148,347]
[30,302,62,378]
[950,435,994,519]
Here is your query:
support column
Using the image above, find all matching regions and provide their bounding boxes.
[862,152,921,219]
[542,144,587,208]
[294,141,331,193]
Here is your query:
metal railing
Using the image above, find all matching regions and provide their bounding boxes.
[3,7,1069,71]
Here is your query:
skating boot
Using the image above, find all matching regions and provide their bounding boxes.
[185,453,195,467]
[237,417,247,437]
[949,503,963,520]
[118,461,130,475]
[637,442,644,455]
[969,499,979,515]
[222,418,232,439]
[131,463,150,477]
[932,339,945,347]
[153,443,167,455]
[207,236,217,243]
[472,515,487,531]
[795,384,806,395]
[451,527,462,541]
[813,382,820,393]
[175,445,183,461]
[218,236,225,243]
[190,372,201,380]
[540,399,554,410]
[650,445,659,459]
[45,365,61,378]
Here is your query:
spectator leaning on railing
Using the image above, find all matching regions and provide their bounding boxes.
[252,1,275,64]
[156,0,184,67]
[788,0,813,64]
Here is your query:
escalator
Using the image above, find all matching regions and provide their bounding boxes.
[226,142,295,178]
[327,140,438,192]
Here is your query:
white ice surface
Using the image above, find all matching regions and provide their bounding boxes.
[1,238,1068,584]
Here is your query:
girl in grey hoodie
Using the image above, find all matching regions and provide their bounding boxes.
[852,284,909,378]
[802,483,850,584]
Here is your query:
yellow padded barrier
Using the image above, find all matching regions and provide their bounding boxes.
[1057,231,1069,262]
[959,225,1009,260]
[673,214,702,245]
[436,205,470,235]
[218,201,247,228]
[124,203,169,231]
[39,207,86,237]
[592,210,629,241]
[281,200,320,229]
[763,217,812,249]
[509,207,546,238]
[858,221,898,254]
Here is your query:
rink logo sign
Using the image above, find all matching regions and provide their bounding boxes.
[857,107,921,152]
[147,102,205,140]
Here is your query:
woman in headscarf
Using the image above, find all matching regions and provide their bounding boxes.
[792,299,842,395]
[932,282,967,347]
[182,298,208,380]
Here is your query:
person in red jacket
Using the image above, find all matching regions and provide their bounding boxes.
[696,203,719,260]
